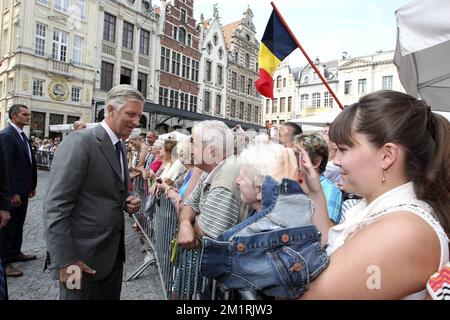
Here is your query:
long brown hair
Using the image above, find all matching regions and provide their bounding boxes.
[329,90,450,236]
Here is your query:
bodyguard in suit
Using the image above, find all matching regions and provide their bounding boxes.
[43,85,143,300]
[0,145,11,299]
[0,104,37,278]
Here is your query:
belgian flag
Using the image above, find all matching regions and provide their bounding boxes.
[256,10,298,99]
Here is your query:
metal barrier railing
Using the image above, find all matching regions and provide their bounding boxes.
[127,176,260,300]
[35,150,54,171]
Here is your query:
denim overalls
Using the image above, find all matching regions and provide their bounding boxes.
[200,176,329,298]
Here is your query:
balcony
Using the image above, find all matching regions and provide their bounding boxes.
[121,48,134,62]
[102,41,116,56]
[52,60,69,73]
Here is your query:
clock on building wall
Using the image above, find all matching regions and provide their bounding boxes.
[48,79,69,101]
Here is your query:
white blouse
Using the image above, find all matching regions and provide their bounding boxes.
[326,182,449,299]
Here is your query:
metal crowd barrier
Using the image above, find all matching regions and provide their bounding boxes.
[127,176,259,300]
[35,150,54,171]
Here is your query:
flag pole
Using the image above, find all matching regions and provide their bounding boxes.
[271,2,345,110]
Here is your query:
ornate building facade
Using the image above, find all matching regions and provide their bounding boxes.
[0,0,98,137]
[222,8,262,126]
[94,0,159,130]
[197,6,228,119]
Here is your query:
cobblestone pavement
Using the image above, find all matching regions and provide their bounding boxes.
[7,171,164,300]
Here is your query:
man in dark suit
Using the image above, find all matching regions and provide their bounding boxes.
[44,85,143,300]
[0,104,37,278]
[0,145,11,299]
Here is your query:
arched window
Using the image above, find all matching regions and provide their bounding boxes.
[276,76,282,88]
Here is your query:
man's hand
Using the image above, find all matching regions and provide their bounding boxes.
[59,260,96,291]
[29,190,36,199]
[177,220,198,249]
[0,210,10,229]
[125,195,141,214]
[11,194,22,207]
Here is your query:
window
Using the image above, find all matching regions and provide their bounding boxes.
[159,87,169,106]
[120,67,132,85]
[169,90,179,108]
[33,79,44,96]
[179,92,188,110]
[216,65,223,86]
[103,13,116,43]
[122,21,134,49]
[246,104,252,122]
[288,97,292,112]
[35,23,46,56]
[67,116,80,125]
[300,94,309,108]
[231,72,237,90]
[382,75,393,90]
[189,95,198,112]
[73,35,84,66]
[283,78,287,87]
[266,99,271,114]
[171,51,181,75]
[240,75,245,93]
[245,53,250,68]
[358,79,367,94]
[172,26,178,40]
[324,92,333,108]
[254,106,259,123]
[215,94,222,114]
[160,47,170,72]
[36,0,49,5]
[71,86,81,102]
[205,60,212,82]
[187,34,192,47]
[52,29,68,62]
[247,78,252,95]
[204,91,211,113]
[272,98,278,113]
[191,60,199,82]
[101,61,114,91]
[312,93,321,108]
[75,0,85,19]
[182,56,191,79]
[344,80,352,95]
[230,99,236,118]
[54,0,68,12]
[276,76,282,88]
[31,111,46,139]
[280,97,286,113]
[178,27,186,44]
[140,29,150,55]
[239,102,245,120]
[137,73,148,98]
[181,9,187,23]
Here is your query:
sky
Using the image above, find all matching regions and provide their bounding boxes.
[191,0,411,67]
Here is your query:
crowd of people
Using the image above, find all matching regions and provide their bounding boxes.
[1,84,449,300]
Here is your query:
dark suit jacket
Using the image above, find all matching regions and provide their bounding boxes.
[0,126,37,197]
[44,125,129,280]
[0,146,10,211]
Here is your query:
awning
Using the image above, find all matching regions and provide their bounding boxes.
[144,102,265,131]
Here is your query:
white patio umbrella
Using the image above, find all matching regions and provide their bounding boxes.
[394,0,450,113]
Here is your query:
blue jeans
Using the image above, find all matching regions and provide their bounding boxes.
[200,226,328,298]
[200,177,329,298]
